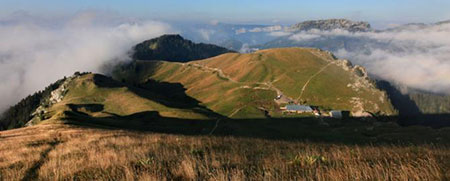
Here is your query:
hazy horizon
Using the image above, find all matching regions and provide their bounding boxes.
[1,0,450,28]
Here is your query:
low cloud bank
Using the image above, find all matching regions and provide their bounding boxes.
[0,12,173,112]
[198,29,215,41]
[235,25,283,35]
[275,24,450,94]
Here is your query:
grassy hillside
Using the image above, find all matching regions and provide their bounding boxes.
[0,122,449,180]
[115,48,396,118]
[24,73,224,129]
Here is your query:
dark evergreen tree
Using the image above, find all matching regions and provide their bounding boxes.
[0,78,66,130]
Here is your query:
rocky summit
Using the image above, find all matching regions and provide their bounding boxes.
[288,19,372,32]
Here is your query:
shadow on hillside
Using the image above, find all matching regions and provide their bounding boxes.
[376,80,422,116]
[22,138,63,180]
[375,81,450,128]
[62,108,450,146]
[75,74,450,145]
[67,104,104,113]
[92,74,224,119]
[396,114,450,128]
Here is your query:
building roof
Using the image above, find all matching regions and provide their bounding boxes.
[286,104,313,111]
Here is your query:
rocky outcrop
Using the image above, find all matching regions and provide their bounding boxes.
[25,73,84,126]
[288,19,372,32]
[0,75,72,130]
[313,50,394,116]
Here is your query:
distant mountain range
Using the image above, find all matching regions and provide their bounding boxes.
[258,19,385,52]
[177,19,374,52]
[176,23,284,51]
[257,18,450,52]
[178,19,450,52]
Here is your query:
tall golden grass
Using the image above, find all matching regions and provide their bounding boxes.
[0,124,449,180]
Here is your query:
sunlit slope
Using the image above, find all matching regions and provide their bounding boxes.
[28,73,218,126]
[115,48,396,118]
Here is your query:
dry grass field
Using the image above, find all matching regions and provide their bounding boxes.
[1,123,449,180]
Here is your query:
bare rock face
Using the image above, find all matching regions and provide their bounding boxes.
[347,65,375,91]
[289,19,372,32]
[319,50,394,116]
[26,74,80,126]
[352,65,368,78]
[334,59,353,71]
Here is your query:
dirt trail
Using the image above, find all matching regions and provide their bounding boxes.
[187,63,287,98]
[185,62,293,109]
[309,49,336,62]
[208,119,221,135]
[187,63,240,83]
[296,62,333,101]
[229,107,245,117]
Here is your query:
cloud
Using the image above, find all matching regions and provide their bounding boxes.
[235,25,284,35]
[239,43,259,53]
[287,24,450,94]
[239,43,250,53]
[0,12,173,113]
[248,25,282,33]
[198,29,215,41]
[269,31,292,37]
[288,33,320,41]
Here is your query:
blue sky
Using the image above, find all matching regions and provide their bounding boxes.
[1,0,450,27]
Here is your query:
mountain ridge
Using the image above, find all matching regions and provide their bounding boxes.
[288,19,372,32]
[132,34,234,62]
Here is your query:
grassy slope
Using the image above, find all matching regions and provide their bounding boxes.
[36,73,215,127]
[117,48,395,118]
[0,123,449,180]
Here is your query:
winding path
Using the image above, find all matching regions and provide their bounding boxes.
[184,62,296,114]
[187,63,239,83]
[229,107,245,117]
[296,62,333,101]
